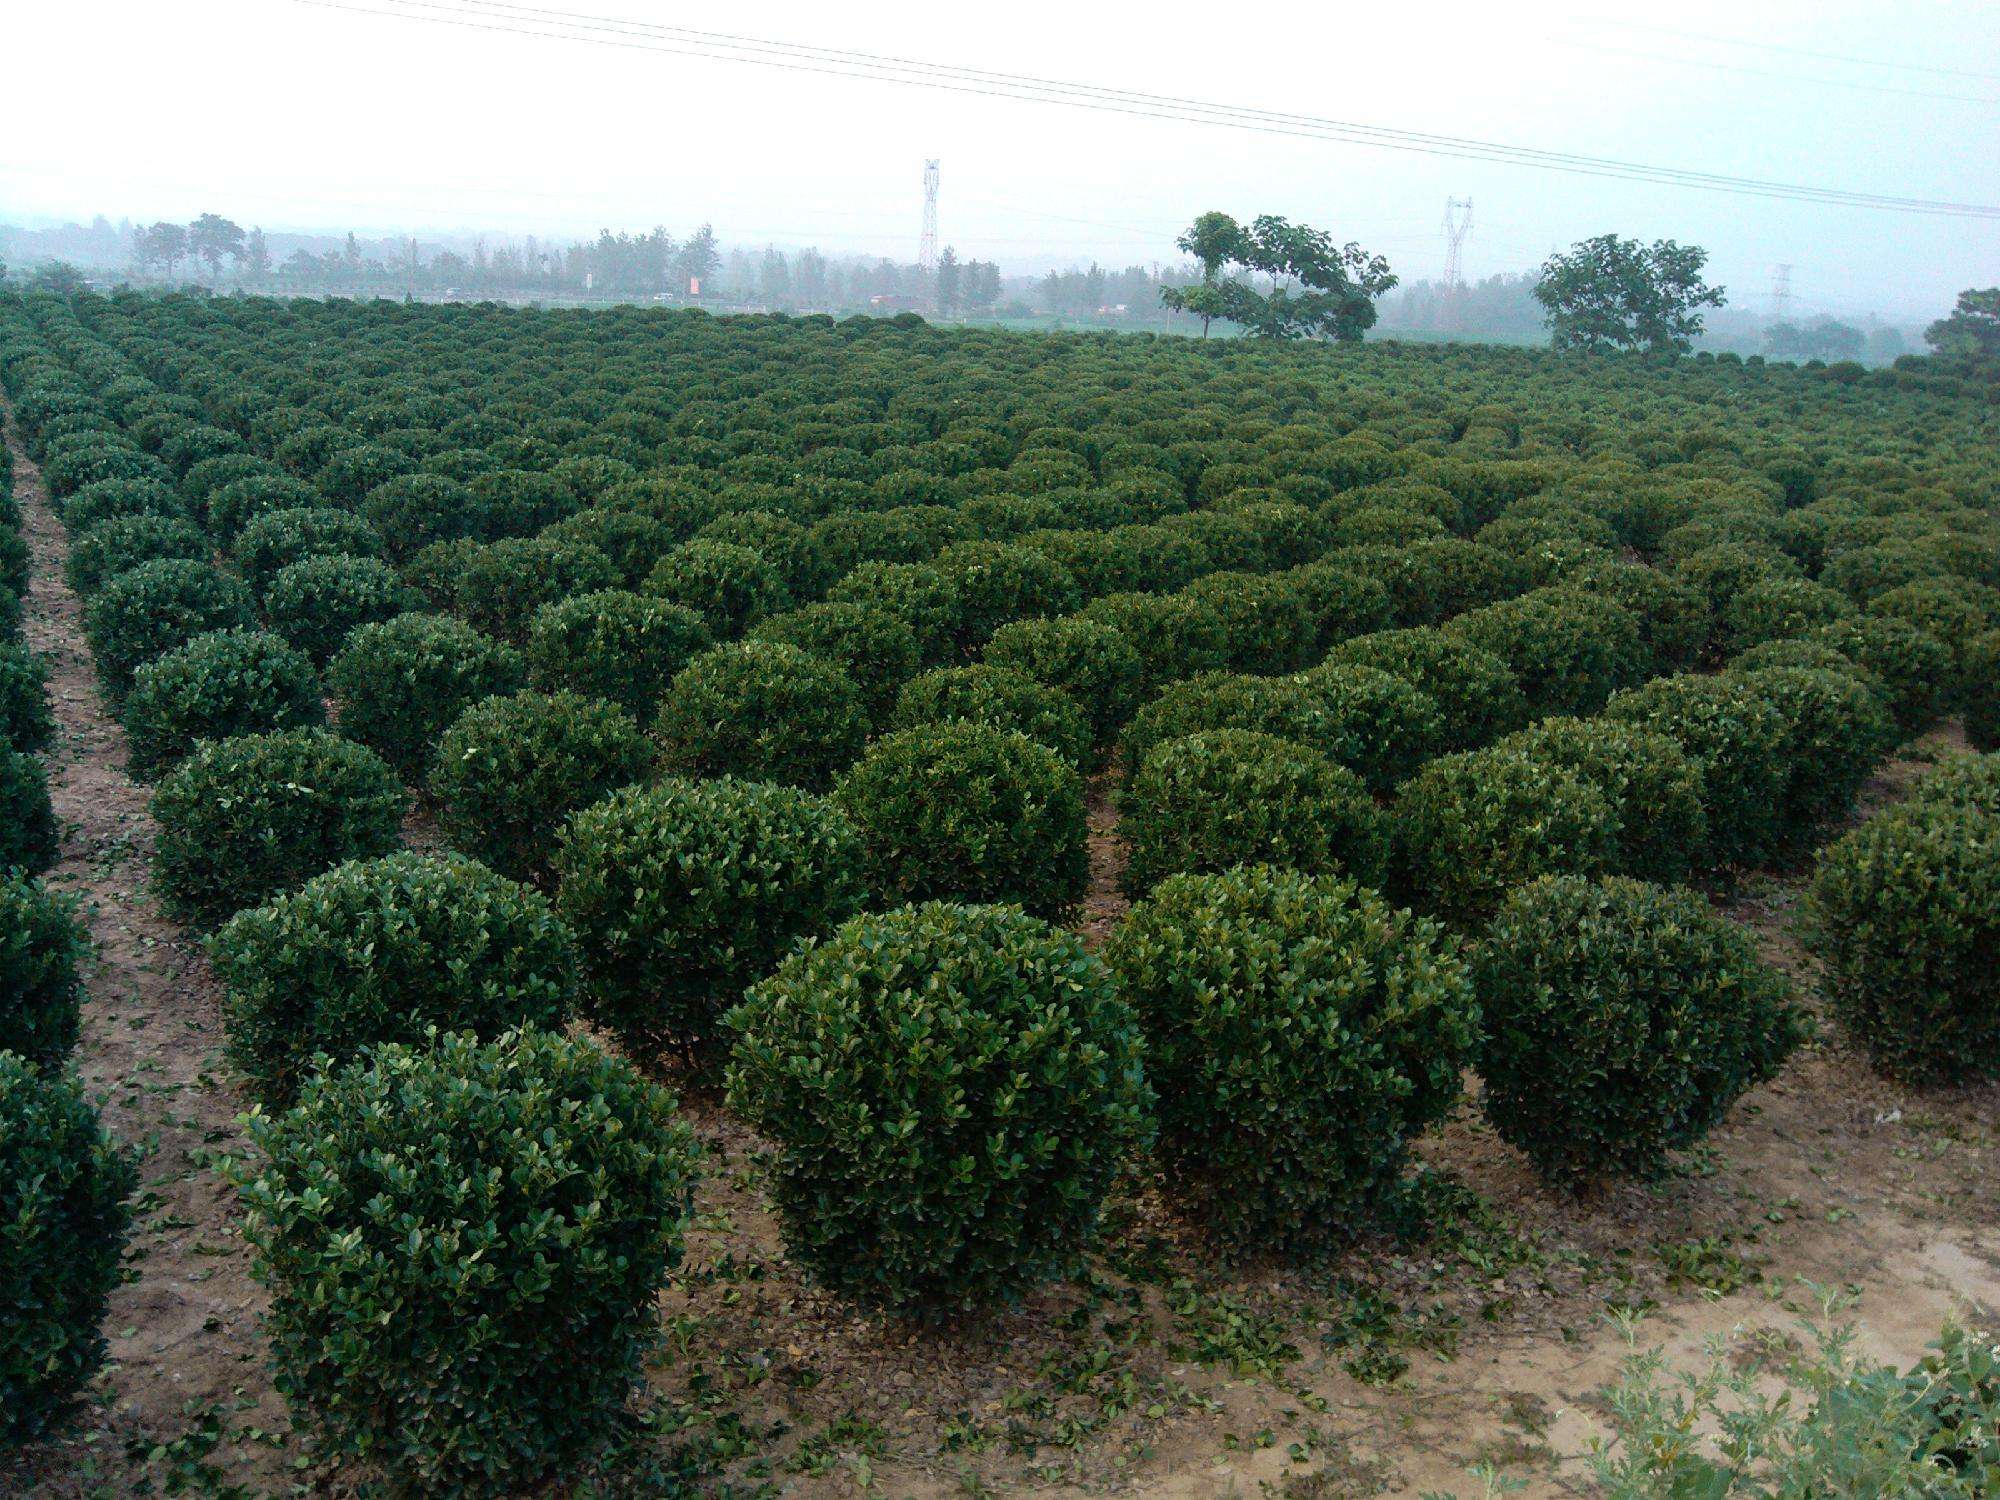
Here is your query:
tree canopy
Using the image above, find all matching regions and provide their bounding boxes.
[1161,212,1396,342]
[1925,288,2000,363]
[1533,234,1725,355]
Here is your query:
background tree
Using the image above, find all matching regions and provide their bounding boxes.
[1161,211,1396,341]
[1925,287,2000,362]
[188,213,246,279]
[677,225,720,294]
[1533,234,1725,355]
[935,246,961,316]
[242,227,272,284]
[136,221,188,277]
[1766,318,1864,362]
[759,246,792,305]
[965,260,1001,315]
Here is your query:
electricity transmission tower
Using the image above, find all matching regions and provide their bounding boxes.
[919,159,941,274]
[1771,263,1793,324]
[1439,197,1473,330]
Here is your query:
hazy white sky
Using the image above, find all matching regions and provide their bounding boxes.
[10,0,1997,318]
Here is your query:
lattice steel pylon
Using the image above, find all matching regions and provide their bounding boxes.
[1440,196,1473,330]
[1771,263,1794,324]
[919,159,941,274]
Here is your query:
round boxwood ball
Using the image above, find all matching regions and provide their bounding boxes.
[1120,730,1388,898]
[431,690,653,882]
[1496,717,1709,886]
[123,628,325,783]
[83,558,255,705]
[261,553,411,665]
[555,777,866,1062]
[65,513,211,596]
[1393,747,1617,928]
[982,614,1144,756]
[232,506,384,594]
[891,664,1093,769]
[209,851,578,1102]
[0,875,89,1064]
[1104,865,1475,1246]
[525,589,711,720]
[836,722,1089,920]
[0,1053,136,1447]
[0,747,60,876]
[1806,800,2000,1083]
[235,1029,700,1496]
[151,729,407,926]
[644,539,788,639]
[725,902,1152,1310]
[1328,628,1529,753]
[327,611,524,784]
[748,601,922,727]
[0,643,55,756]
[1476,874,1803,1184]
[655,640,868,792]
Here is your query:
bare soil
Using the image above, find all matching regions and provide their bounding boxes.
[4,409,1994,1498]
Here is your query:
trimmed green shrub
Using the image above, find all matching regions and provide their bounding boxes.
[1805,801,2000,1083]
[232,507,382,593]
[83,559,255,704]
[65,513,210,596]
[123,628,324,782]
[1077,590,1232,693]
[1868,578,2000,670]
[525,589,710,720]
[725,902,1150,1309]
[1183,571,1317,674]
[209,851,578,1102]
[0,1053,135,1448]
[1304,662,1445,796]
[1393,748,1617,927]
[1811,615,1953,736]
[655,640,867,791]
[326,612,524,782]
[0,644,54,755]
[206,475,323,542]
[0,876,87,1064]
[542,509,675,588]
[836,722,1089,919]
[982,614,1144,755]
[260,553,411,665]
[696,510,831,600]
[1120,730,1388,896]
[1912,753,2000,818]
[1446,587,1643,718]
[1285,561,1396,654]
[151,729,406,925]
[236,1029,700,1496]
[644,539,787,639]
[61,476,188,535]
[891,664,1092,769]
[749,601,921,726]
[1328,628,1528,753]
[1324,537,1526,626]
[1120,671,1329,778]
[935,539,1083,650]
[1565,559,1710,674]
[1966,630,2000,751]
[1104,865,1475,1246]
[1476,875,1803,1184]
[1721,576,1855,654]
[432,691,652,881]
[826,561,963,664]
[555,777,866,1061]
[449,536,621,643]
[1603,674,1793,868]
[1733,665,1893,849]
[0,748,59,876]
[1497,717,1708,886]
[360,473,480,560]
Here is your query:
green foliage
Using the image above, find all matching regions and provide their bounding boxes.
[0,1053,136,1448]
[1184,570,1317,674]
[836,721,1089,919]
[1446,587,1643,717]
[525,588,710,720]
[726,902,1151,1309]
[1104,865,1475,1245]
[1327,628,1529,752]
[0,644,54,755]
[1497,716,1709,886]
[1120,729,1388,896]
[326,612,524,782]
[65,512,210,595]
[1966,630,2000,750]
[1811,615,1953,735]
[749,600,921,726]
[1120,670,1329,778]
[260,552,411,664]
[555,777,865,1061]
[236,1029,701,1496]
[231,506,382,595]
[655,640,868,791]
[982,614,1144,754]
[1535,233,1726,354]
[1078,590,1231,693]
[644,538,787,639]
[83,558,255,704]
[1158,211,1397,341]
[1303,662,1444,795]
[1722,575,1855,654]
[0,748,59,876]
[1806,799,2000,1083]
[1733,665,1893,849]
[151,729,407,925]
[1565,558,1710,673]
[934,539,1082,650]
[432,690,653,881]
[361,473,480,560]
[891,664,1092,768]
[0,876,88,1064]
[447,535,621,643]
[206,474,323,541]
[123,627,324,782]
[209,852,577,1103]
[1393,747,1618,927]
[1476,875,1802,1184]
[826,561,963,664]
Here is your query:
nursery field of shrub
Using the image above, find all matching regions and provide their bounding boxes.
[2,288,1996,1495]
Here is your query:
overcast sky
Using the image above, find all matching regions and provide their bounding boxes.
[9,0,1996,320]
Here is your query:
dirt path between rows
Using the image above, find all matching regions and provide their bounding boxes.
[1,411,294,1497]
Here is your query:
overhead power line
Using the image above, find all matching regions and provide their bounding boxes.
[1604,20,2000,84]
[288,0,2000,219]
